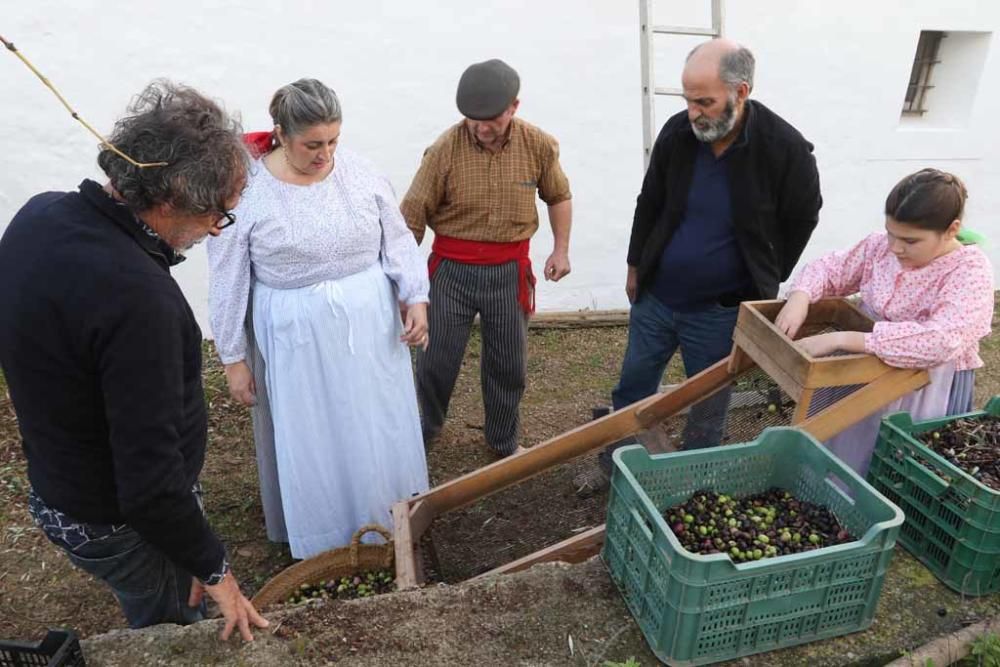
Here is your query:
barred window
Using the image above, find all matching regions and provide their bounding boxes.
[903,31,944,115]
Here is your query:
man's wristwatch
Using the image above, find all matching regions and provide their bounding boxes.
[202,557,231,586]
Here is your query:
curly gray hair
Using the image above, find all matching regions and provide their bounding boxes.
[97,80,248,215]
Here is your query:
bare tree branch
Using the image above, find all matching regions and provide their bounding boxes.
[1,34,168,168]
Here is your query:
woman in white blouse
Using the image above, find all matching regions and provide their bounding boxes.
[208,79,430,559]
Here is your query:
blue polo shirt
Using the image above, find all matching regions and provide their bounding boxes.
[649,141,752,311]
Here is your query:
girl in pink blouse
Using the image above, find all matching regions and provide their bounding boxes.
[775,168,994,475]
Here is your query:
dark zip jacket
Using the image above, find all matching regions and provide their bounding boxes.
[627,100,822,300]
[0,180,225,581]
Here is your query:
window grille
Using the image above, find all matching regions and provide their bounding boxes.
[903,31,944,115]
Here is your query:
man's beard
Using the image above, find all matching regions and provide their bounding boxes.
[691,94,738,143]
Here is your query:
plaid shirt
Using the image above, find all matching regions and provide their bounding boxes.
[401,118,572,244]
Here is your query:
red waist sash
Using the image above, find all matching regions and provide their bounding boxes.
[429,235,535,315]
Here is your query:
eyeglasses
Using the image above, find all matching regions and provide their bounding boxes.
[215,210,237,230]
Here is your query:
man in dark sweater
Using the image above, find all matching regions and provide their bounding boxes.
[0,82,268,640]
[581,39,821,491]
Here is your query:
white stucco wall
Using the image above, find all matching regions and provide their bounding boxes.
[2,1,997,335]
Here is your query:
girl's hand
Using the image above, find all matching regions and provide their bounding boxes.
[223,361,256,406]
[775,291,811,338]
[400,301,429,350]
[796,332,842,358]
[796,331,866,358]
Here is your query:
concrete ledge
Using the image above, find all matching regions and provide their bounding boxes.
[81,549,1000,666]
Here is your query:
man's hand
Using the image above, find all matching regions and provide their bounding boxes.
[625,266,639,304]
[775,291,811,339]
[223,361,256,406]
[400,301,429,350]
[192,572,269,641]
[543,251,570,282]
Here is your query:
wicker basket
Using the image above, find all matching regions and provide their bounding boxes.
[251,524,393,610]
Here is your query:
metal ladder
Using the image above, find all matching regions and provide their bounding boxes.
[639,0,724,168]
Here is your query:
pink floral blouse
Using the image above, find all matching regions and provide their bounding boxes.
[791,232,995,370]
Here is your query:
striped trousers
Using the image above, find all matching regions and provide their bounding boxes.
[417,259,527,456]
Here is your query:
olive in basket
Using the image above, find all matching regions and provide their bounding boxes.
[285,569,396,605]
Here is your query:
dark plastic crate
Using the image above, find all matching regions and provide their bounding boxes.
[601,427,902,666]
[0,629,85,667]
[867,396,1000,596]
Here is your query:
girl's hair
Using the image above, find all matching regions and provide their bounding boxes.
[884,168,968,232]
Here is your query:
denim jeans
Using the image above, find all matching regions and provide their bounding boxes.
[600,294,739,472]
[64,527,204,628]
[29,492,205,629]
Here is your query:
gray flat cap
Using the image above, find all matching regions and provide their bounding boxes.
[456,59,520,120]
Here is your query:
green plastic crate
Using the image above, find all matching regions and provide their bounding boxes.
[867,396,1000,596]
[601,427,903,666]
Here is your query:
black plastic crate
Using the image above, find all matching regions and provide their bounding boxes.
[0,629,85,667]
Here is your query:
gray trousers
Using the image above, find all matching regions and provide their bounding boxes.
[417,259,528,456]
[245,291,288,543]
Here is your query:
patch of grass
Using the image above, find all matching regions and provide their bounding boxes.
[965,631,1000,667]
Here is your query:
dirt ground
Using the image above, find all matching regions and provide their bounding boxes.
[1,297,999,659]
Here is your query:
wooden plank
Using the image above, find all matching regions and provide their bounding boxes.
[732,329,805,400]
[742,299,784,321]
[409,499,436,543]
[799,368,930,441]
[471,525,607,580]
[392,501,419,590]
[796,298,876,337]
[737,302,810,387]
[411,356,748,517]
[727,342,750,374]
[635,355,749,427]
[462,310,631,331]
[408,392,663,516]
[792,388,815,424]
[529,310,629,330]
[806,354,891,388]
[837,299,878,333]
[807,299,847,327]
[412,536,427,586]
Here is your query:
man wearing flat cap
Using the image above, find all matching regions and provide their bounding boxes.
[401,58,573,458]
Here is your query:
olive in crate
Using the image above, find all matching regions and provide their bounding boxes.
[916,415,1000,490]
[663,487,854,562]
